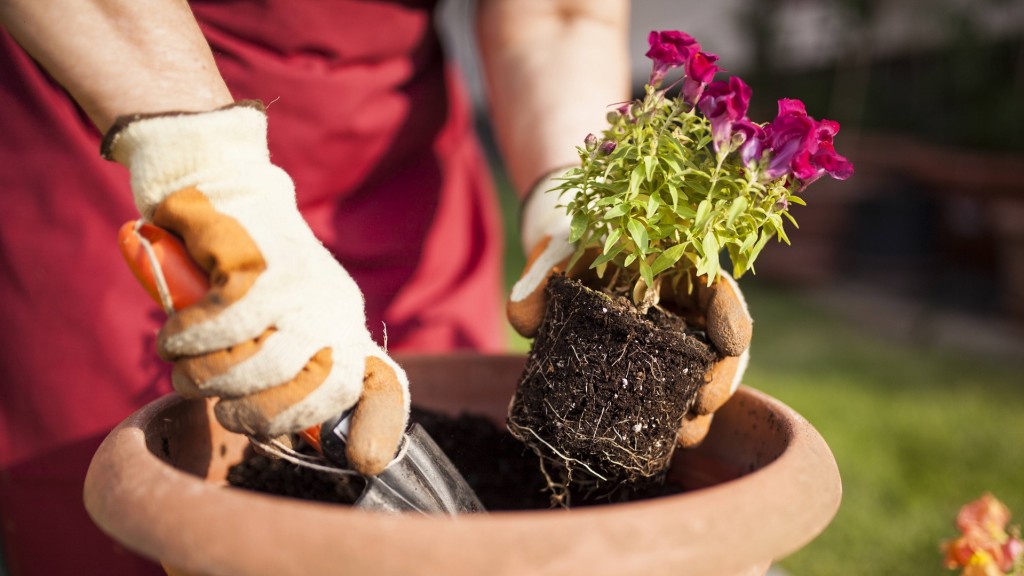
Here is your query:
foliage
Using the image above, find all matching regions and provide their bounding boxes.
[554,30,852,305]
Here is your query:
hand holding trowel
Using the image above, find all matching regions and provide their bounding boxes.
[106,101,482,514]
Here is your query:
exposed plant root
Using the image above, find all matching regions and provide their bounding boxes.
[508,274,717,502]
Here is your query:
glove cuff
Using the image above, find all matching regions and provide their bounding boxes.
[520,167,576,253]
[101,100,272,219]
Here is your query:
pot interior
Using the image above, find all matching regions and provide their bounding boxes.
[141,354,790,494]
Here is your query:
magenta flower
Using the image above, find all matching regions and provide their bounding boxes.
[811,142,854,180]
[697,77,752,155]
[682,51,721,105]
[763,99,816,180]
[762,99,853,184]
[646,30,700,88]
[732,118,766,167]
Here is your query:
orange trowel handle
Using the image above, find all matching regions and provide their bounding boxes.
[117,220,324,450]
[117,221,208,312]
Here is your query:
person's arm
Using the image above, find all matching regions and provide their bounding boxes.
[0,1,408,474]
[476,0,631,197]
[0,0,231,131]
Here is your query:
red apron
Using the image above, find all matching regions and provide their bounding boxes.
[0,1,503,573]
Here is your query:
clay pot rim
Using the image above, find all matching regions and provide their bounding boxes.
[84,354,841,576]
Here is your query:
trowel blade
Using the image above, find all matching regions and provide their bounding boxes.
[353,423,485,514]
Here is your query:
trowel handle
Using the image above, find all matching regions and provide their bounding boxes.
[117,220,326,452]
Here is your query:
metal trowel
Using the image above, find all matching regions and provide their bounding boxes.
[117,220,485,515]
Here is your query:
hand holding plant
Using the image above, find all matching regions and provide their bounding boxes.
[506,29,853,503]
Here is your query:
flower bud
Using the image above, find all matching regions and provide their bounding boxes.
[599,140,617,155]
[584,133,598,151]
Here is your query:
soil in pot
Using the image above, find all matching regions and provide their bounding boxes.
[507,274,718,503]
[227,407,686,510]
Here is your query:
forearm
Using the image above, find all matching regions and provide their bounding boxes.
[0,0,232,132]
[477,0,630,197]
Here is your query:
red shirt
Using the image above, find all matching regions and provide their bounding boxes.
[0,2,503,573]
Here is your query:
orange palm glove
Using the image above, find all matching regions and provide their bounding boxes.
[507,170,752,447]
[104,101,406,475]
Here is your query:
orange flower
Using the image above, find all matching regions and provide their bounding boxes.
[958,494,1012,535]
[943,494,1024,575]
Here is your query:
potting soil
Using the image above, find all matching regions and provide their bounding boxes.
[227,407,686,509]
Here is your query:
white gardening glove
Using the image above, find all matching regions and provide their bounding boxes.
[506,169,752,447]
[506,170,576,337]
[103,101,408,475]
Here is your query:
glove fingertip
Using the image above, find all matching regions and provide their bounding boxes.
[346,357,408,476]
[707,279,753,357]
[506,294,543,338]
[677,413,714,448]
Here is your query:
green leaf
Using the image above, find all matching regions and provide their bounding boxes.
[569,211,589,243]
[628,165,644,199]
[726,196,748,226]
[694,199,712,230]
[646,194,659,220]
[603,203,629,220]
[782,210,799,228]
[567,244,588,273]
[667,182,680,209]
[675,202,697,219]
[592,245,623,268]
[777,224,791,245]
[603,228,622,255]
[702,232,720,262]
[650,243,687,277]
[643,155,656,181]
[739,231,757,253]
[639,258,655,292]
[627,218,649,254]
[749,229,771,262]
[623,252,637,268]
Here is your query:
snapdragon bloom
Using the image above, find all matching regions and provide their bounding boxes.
[697,77,753,157]
[763,99,853,184]
[682,51,720,105]
[731,118,766,167]
[646,30,700,88]
[942,494,1024,576]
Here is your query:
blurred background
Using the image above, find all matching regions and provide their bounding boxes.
[441,1,1024,575]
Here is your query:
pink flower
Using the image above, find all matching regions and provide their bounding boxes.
[943,494,1024,575]
[957,493,1012,534]
[763,99,853,184]
[682,51,720,105]
[944,527,1013,574]
[763,100,817,180]
[732,118,766,167]
[697,77,752,155]
[646,30,700,88]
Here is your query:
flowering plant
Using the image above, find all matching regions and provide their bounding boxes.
[943,493,1024,576]
[559,30,853,309]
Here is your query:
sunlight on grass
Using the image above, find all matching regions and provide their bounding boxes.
[741,282,1024,575]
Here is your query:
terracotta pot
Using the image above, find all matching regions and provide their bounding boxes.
[84,354,841,576]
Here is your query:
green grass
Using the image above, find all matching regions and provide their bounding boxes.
[740,282,1024,575]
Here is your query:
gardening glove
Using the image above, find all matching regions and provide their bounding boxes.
[668,275,752,448]
[507,170,752,448]
[103,101,408,475]
[506,170,577,338]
